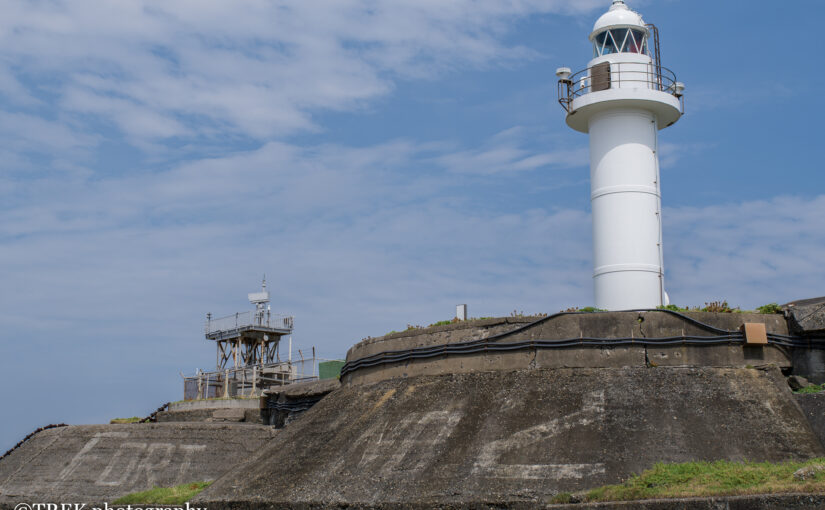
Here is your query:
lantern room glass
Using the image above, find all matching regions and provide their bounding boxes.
[593,28,648,57]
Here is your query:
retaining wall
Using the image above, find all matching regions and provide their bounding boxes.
[197,366,823,507]
[0,423,273,504]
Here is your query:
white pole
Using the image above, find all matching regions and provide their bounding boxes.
[288,335,292,362]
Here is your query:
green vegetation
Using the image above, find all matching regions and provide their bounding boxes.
[796,383,825,395]
[550,492,573,504]
[757,303,783,314]
[570,459,825,503]
[563,307,607,313]
[113,482,211,504]
[658,302,783,314]
[109,417,142,424]
[658,304,690,312]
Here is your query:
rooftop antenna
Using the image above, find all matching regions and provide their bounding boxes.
[248,275,271,326]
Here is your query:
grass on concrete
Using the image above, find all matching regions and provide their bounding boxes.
[796,383,825,394]
[113,482,211,504]
[109,417,142,424]
[551,459,825,504]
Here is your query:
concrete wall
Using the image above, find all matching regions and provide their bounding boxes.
[197,366,823,507]
[343,311,792,386]
[796,393,825,449]
[347,316,538,359]
[0,423,273,504]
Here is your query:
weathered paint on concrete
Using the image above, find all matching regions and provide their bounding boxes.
[197,367,823,507]
[0,423,274,503]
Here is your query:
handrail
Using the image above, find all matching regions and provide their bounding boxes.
[205,310,294,335]
[558,62,682,113]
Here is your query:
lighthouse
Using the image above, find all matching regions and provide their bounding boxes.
[557,0,684,311]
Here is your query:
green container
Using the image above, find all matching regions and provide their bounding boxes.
[319,360,345,380]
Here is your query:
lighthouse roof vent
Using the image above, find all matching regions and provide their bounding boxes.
[591,0,647,39]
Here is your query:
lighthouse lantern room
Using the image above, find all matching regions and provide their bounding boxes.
[557,0,685,311]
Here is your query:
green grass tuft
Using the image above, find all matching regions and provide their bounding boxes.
[109,417,142,424]
[757,303,783,314]
[796,384,825,394]
[113,482,211,504]
[549,492,573,504]
[581,459,825,503]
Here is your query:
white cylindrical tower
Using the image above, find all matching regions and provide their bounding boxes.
[556,0,684,311]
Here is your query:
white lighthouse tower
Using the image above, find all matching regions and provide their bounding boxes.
[557,0,684,311]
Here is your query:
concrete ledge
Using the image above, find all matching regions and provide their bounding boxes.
[346,312,790,363]
[348,317,538,359]
[343,312,793,386]
[169,397,261,412]
[263,378,340,399]
[343,344,791,386]
[179,493,825,509]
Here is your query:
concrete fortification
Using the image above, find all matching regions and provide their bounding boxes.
[2,309,825,508]
[197,366,822,507]
[0,423,273,504]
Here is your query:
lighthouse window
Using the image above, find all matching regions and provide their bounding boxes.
[594,30,619,55]
[594,29,649,56]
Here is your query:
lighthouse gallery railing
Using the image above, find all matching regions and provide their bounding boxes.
[557,62,683,113]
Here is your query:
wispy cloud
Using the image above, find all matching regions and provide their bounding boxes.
[436,127,587,174]
[0,0,605,148]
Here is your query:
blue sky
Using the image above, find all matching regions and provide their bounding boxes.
[1,0,824,451]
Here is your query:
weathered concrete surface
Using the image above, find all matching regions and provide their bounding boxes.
[263,378,340,399]
[550,494,825,510]
[792,349,825,385]
[168,397,260,412]
[157,408,263,423]
[198,367,823,507]
[343,312,792,385]
[348,312,789,361]
[263,378,339,427]
[192,493,825,509]
[0,423,274,503]
[785,297,825,335]
[349,316,538,359]
[344,343,790,387]
[796,393,825,449]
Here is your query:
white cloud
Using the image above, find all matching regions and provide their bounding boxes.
[436,127,588,174]
[665,195,825,308]
[0,0,605,145]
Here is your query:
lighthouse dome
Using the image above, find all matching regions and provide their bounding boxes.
[589,1,650,56]
[591,1,647,38]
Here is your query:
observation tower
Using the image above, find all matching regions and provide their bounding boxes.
[557,0,684,310]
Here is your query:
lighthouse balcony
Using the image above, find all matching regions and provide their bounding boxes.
[557,61,684,133]
[558,62,684,114]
